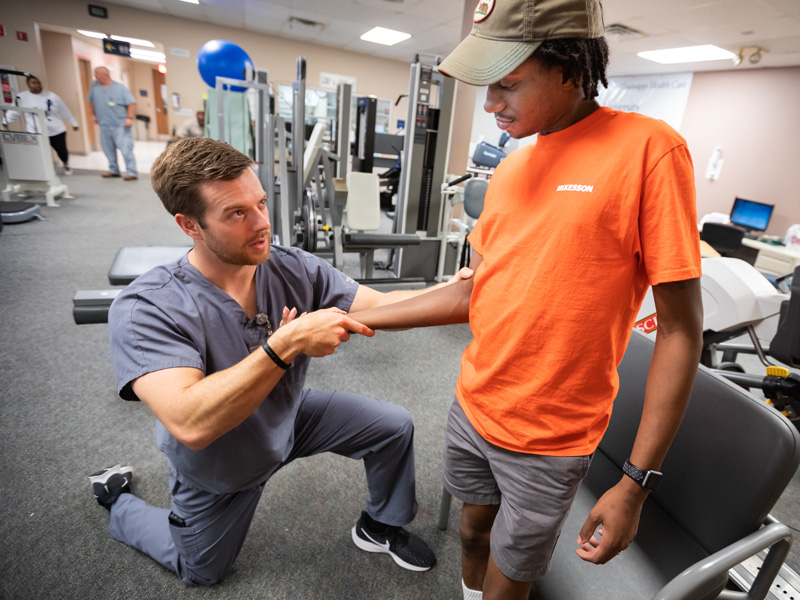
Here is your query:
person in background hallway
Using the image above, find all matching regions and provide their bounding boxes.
[87,66,138,181]
[3,75,79,175]
[175,110,205,139]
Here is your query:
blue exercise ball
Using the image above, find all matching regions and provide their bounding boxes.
[197,40,253,91]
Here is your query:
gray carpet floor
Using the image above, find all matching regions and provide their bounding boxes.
[1,169,799,600]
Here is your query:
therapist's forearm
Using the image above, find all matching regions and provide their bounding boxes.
[127,104,136,119]
[349,279,471,330]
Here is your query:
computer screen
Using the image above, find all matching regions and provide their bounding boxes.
[729,197,774,232]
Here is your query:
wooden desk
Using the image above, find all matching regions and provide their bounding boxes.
[741,238,800,276]
[699,240,720,258]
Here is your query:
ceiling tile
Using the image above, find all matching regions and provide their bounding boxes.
[642,1,783,34]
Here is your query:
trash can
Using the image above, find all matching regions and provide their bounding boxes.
[135,114,151,141]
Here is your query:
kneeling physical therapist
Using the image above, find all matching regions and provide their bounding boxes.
[90,137,477,585]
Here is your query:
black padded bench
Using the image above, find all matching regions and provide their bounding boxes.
[72,246,189,324]
[107,245,190,285]
[342,232,420,279]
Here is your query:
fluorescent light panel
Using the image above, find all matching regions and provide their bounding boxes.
[179,0,199,4]
[360,26,411,46]
[130,49,166,61]
[77,29,107,39]
[638,44,735,64]
[110,35,155,48]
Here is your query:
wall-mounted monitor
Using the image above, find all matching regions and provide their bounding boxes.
[729,197,774,232]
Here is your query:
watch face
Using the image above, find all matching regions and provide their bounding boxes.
[642,470,663,491]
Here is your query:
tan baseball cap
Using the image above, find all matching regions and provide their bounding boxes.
[438,0,605,86]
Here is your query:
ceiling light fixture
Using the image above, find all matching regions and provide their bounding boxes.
[749,47,765,64]
[637,44,736,65]
[129,49,167,62]
[178,0,199,4]
[360,26,411,46]
[732,46,768,66]
[77,29,108,39]
[110,35,155,48]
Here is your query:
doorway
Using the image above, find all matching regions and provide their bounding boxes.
[152,69,169,136]
[78,58,97,150]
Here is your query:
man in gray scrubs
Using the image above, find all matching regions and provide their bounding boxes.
[92,137,451,585]
[87,66,138,180]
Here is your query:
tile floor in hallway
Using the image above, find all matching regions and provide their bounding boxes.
[68,140,167,175]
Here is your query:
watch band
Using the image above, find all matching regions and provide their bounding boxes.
[262,340,290,370]
[623,459,663,492]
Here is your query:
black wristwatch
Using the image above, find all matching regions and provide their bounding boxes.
[622,459,663,492]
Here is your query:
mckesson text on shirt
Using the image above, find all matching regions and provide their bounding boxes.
[556,184,594,192]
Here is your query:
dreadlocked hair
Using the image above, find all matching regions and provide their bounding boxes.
[533,38,609,100]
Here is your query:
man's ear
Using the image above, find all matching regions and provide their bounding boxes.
[175,213,203,241]
[559,67,581,92]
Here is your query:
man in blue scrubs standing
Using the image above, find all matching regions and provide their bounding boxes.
[88,66,138,181]
[91,137,447,585]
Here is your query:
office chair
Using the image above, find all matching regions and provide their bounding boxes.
[700,222,745,256]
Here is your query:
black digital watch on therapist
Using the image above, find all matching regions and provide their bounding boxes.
[623,459,663,492]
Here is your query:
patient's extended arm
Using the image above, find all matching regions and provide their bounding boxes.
[348,277,473,331]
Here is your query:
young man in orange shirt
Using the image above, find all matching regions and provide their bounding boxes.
[349,0,703,598]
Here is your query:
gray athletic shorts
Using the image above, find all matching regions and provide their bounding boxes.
[443,398,592,582]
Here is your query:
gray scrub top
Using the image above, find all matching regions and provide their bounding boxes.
[108,245,359,494]
[87,81,135,127]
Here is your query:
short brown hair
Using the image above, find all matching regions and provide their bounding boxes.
[151,137,253,227]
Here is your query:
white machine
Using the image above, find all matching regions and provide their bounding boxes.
[635,257,800,424]
[634,257,787,350]
[0,104,70,207]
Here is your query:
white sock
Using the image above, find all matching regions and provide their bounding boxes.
[462,579,483,600]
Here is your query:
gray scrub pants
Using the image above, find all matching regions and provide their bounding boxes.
[107,390,418,586]
[99,124,137,177]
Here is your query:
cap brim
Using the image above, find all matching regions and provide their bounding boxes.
[437,35,541,86]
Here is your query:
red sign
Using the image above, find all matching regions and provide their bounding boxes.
[0,25,5,36]
[1,74,12,104]
[16,31,28,42]
[634,313,658,334]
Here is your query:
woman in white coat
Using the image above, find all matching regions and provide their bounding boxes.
[3,75,79,174]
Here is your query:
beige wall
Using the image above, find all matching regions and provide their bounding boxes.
[682,67,800,237]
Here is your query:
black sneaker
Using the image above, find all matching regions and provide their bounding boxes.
[351,511,436,572]
[89,464,133,510]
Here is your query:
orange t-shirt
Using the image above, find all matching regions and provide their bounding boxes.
[456,107,701,456]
